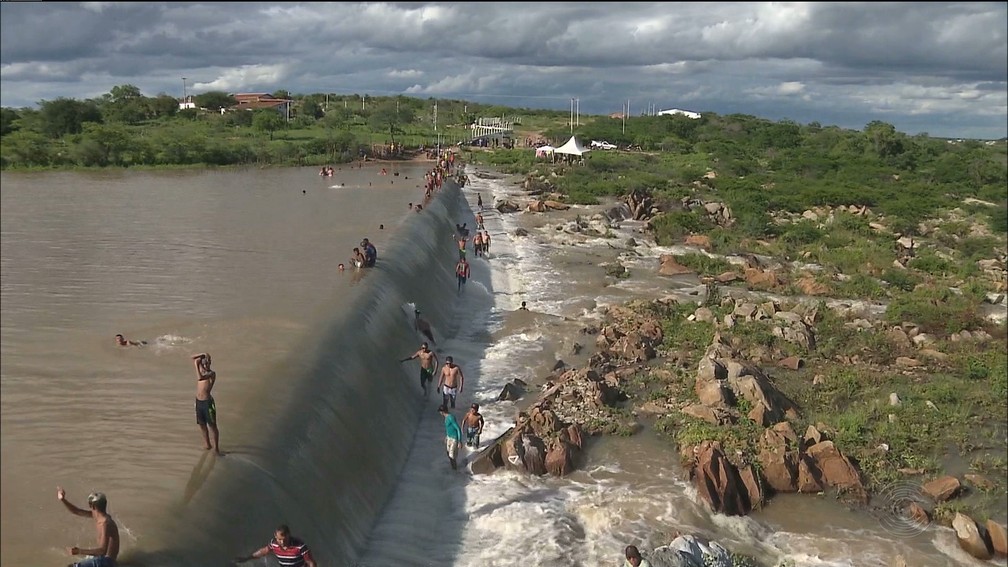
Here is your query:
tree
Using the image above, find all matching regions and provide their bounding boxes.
[368,101,414,146]
[252,110,285,140]
[0,107,20,136]
[322,107,352,129]
[75,122,133,166]
[109,84,143,103]
[39,97,102,138]
[194,91,236,112]
[148,95,180,119]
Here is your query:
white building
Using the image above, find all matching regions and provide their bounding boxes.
[657,108,701,119]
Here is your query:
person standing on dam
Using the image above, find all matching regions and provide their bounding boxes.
[439,404,463,471]
[400,341,439,397]
[437,356,464,409]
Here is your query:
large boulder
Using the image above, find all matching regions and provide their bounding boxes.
[545,441,575,476]
[757,425,799,493]
[495,199,520,213]
[690,441,752,516]
[469,429,508,475]
[804,440,865,496]
[921,475,961,503]
[986,519,1008,557]
[952,513,993,560]
[659,255,695,276]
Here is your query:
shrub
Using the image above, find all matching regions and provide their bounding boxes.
[884,285,984,335]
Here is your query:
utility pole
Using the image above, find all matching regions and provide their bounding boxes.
[569,98,574,133]
[362,95,365,111]
[434,100,439,155]
[576,98,580,127]
[181,77,187,105]
[622,100,626,135]
[286,91,291,123]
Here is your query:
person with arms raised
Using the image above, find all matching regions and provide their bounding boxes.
[56,487,120,567]
[192,352,222,456]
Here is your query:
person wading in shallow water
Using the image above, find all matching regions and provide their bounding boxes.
[234,524,317,567]
[439,404,463,470]
[463,403,484,448]
[400,341,439,397]
[56,487,120,567]
[455,257,470,292]
[437,355,464,408]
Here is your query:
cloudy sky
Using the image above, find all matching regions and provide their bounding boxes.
[1,2,1005,139]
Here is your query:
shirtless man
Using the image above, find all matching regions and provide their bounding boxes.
[472,232,483,257]
[457,235,467,260]
[192,353,222,455]
[437,356,464,409]
[401,342,439,397]
[463,403,485,448]
[475,212,484,229]
[57,487,120,567]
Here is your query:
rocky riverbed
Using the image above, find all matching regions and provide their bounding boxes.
[466,166,1008,565]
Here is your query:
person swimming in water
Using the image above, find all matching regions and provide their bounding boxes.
[114,334,145,347]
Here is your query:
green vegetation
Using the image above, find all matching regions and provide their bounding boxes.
[624,296,1008,525]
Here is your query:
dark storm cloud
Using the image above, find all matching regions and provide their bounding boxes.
[1,2,1005,139]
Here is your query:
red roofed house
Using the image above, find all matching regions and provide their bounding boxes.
[226,93,293,117]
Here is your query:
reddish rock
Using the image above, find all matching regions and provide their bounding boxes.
[804,441,864,493]
[795,274,830,295]
[545,442,574,476]
[964,473,994,490]
[562,424,583,450]
[738,465,765,510]
[796,453,824,493]
[715,271,739,283]
[757,427,799,494]
[691,442,752,516]
[921,475,961,503]
[743,267,783,289]
[684,234,712,250]
[779,355,803,370]
[658,255,694,276]
[987,520,1007,557]
[905,502,929,527]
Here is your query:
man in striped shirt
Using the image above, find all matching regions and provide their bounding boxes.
[234,524,317,567]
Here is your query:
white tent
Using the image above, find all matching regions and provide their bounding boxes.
[553,136,591,157]
[535,145,554,158]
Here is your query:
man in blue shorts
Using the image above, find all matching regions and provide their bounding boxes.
[463,403,485,448]
[192,352,222,456]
